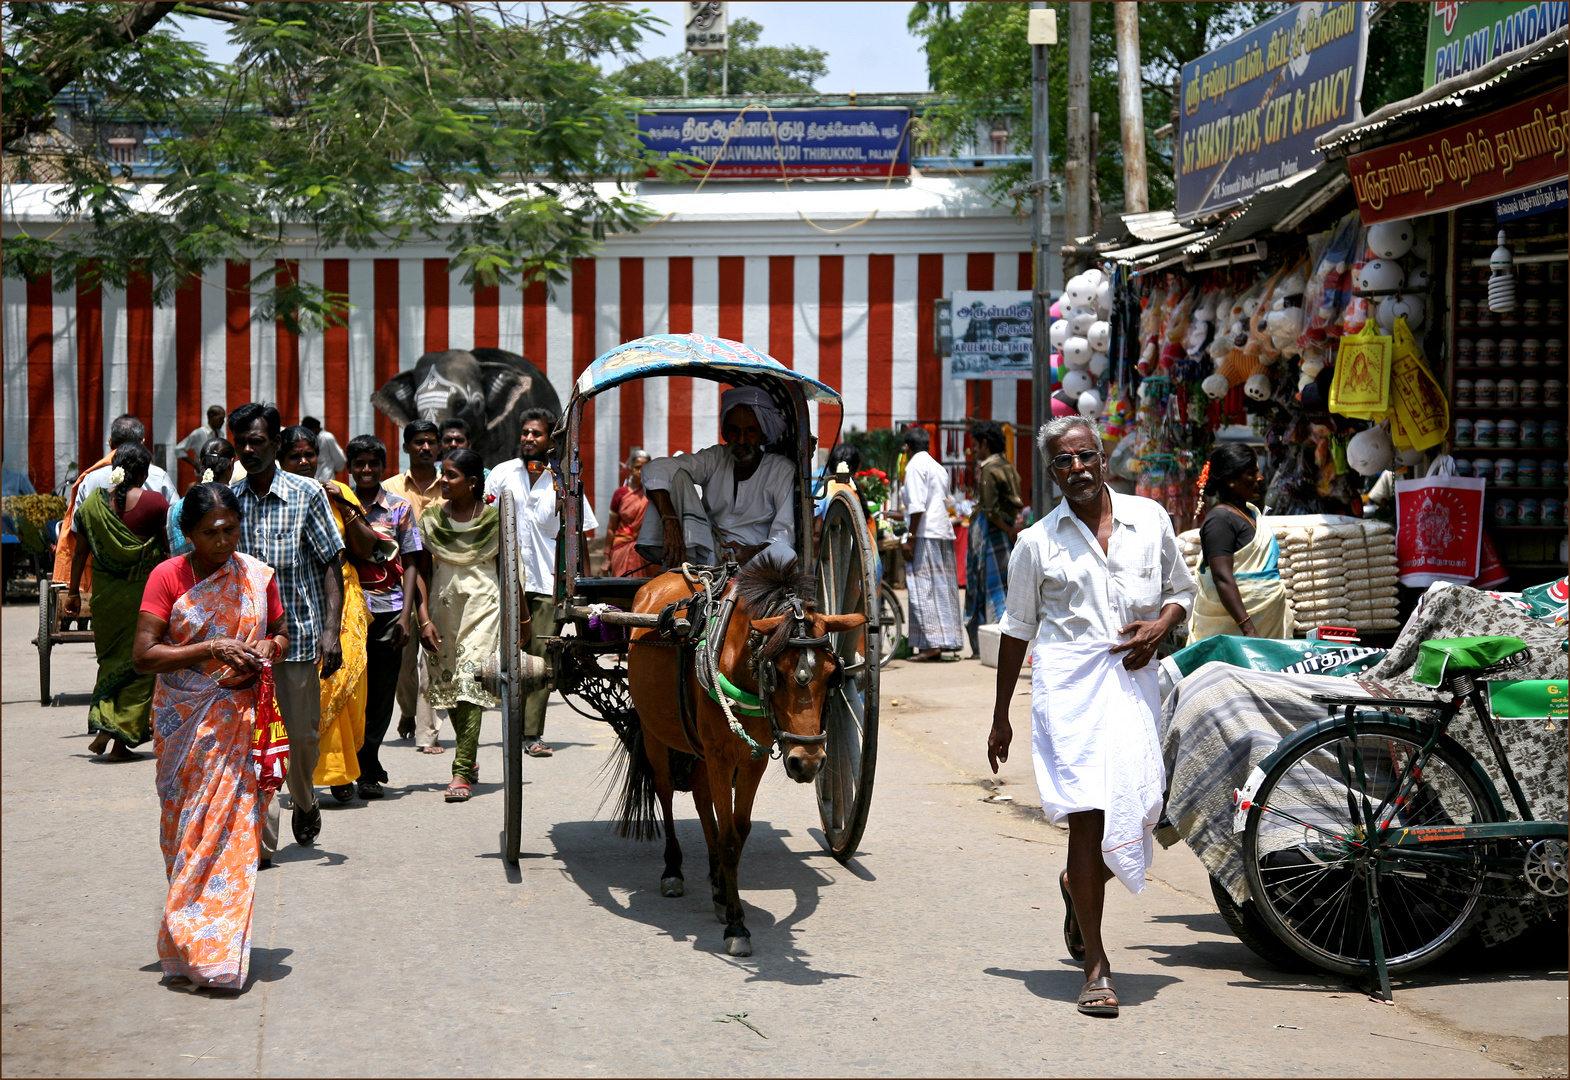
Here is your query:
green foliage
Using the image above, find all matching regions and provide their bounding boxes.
[1362,2,1428,113]
[2,1,688,329]
[908,1,1288,214]
[840,426,904,485]
[608,18,828,98]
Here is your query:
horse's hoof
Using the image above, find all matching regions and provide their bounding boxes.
[725,935,753,957]
[660,876,684,898]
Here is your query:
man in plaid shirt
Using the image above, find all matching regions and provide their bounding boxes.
[228,403,346,862]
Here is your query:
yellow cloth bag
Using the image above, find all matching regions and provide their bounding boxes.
[1387,316,1450,451]
[1329,320,1392,418]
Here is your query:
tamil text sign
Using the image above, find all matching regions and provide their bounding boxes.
[1425,2,1568,88]
[1176,2,1367,219]
[950,291,1032,380]
[1347,86,1569,224]
[640,108,911,179]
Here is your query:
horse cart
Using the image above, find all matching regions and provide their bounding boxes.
[487,335,881,897]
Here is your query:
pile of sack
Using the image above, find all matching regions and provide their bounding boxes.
[1180,517,1401,634]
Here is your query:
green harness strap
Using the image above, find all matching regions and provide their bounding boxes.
[698,638,767,716]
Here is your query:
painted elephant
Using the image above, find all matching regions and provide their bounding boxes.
[371,348,562,468]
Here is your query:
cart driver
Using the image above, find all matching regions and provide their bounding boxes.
[638,386,797,569]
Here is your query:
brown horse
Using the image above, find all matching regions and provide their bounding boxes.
[620,557,865,956]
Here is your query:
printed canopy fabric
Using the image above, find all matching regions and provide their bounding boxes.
[575,334,842,404]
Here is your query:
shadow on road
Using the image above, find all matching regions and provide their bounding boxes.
[984,964,1182,1006]
[547,817,860,986]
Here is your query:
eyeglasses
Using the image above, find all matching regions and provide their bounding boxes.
[1049,450,1103,472]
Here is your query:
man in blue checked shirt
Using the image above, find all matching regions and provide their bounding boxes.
[228,402,346,863]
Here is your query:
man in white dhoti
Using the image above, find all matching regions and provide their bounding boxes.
[986,416,1196,1017]
[638,386,797,568]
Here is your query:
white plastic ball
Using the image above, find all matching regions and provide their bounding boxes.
[1394,447,1426,468]
[1367,219,1415,260]
[1095,280,1112,314]
[1088,352,1109,377]
[1049,319,1069,349]
[1062,336,1092,366]
[1356,258,1405,293]
[1068,307,1097,337]
[1064,276,1095,308]
[1062,348,1092,371]
[1062,368,1096,397]
[1406,267,1431,291]
[1394,293,1426,332]
[1081,267,1105,287]
[1201,373,1231,399]
[1077,390,1105,417]
[1087,320,1111,352]
[1374,295,1399,334]
[1346,425,1395,477]
[1244,373,1272,400]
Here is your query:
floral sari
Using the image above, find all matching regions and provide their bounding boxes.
[152,551,273,989]
[608,485,656,577]
[313,481,370,786]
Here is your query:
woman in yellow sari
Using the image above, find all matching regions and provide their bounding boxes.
[280,426,378,803]
[1188,443,1293,641]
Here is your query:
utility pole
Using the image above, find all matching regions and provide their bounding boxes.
[1063,1,1092,277]
[1028,3,1056,517]
[1113,1,1149,213]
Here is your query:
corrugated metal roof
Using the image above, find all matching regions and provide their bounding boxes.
[1197,163,1346,249]
[1316,28,1567,155]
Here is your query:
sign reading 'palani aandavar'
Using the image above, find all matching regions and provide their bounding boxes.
[1175,1,1367,220]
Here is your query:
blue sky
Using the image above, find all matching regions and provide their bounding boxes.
[168,2,932,93]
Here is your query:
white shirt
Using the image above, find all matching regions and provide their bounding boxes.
[640,444,798,564]
[999,487,1197,645]
[76,461,176,505]
[901,450,955,541]
[485,459,599,595]
[314,430,347,481]
[178,423,224,459]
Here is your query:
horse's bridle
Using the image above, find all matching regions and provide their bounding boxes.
[747,593,833,749]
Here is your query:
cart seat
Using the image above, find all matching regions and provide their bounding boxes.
[1413,635,1529,687]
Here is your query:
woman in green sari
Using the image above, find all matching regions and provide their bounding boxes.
[416,448,501,803]
[64,443,168,760]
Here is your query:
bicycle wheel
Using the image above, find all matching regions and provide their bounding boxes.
[1209,874,1318,973]
[876,582,902,669]
[1241,720,1497,977]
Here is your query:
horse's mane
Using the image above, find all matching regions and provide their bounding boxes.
[733,555,817,662]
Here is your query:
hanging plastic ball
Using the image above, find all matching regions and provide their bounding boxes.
[1087,320,1111,352]
[1062,336,1092,365]
[1068,308,1096,337]
[1088,352,1109,377]
[1077,390,1105,417]
[1049,319,1070,348]
[1367,219,1416,260]
[1394,446,1426,468]
[1201,373,1231,399]
[1356,258,1405,294]
[1050,393,1077,417]
[1062,368,1095,397]
[1347,425,1394,476]
[1393,293,1426,332]
[1065,275,1095,308]
[1095,279,1113,315]
[1406,267,1431,291]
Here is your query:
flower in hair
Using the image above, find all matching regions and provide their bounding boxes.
[201,468,215,483]
[108,466,126,487]
[1195,461,1210,499]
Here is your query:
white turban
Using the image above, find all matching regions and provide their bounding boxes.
[720,386,787,445]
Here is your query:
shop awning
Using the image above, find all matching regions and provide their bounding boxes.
[1197,164,1349,250]
[1316,27,1567,157]
[1100,225,1217,267]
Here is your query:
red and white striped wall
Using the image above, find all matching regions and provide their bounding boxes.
[5,249,1040,524]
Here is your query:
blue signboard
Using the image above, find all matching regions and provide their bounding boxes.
[1176,2,1367,220]
[639,107,911,179]
[1495,179,1570,221]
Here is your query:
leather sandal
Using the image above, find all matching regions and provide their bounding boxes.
[1077,976,1119,1018]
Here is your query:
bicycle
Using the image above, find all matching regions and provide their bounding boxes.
[876,579,904,669]
[1234,634,1568,1000]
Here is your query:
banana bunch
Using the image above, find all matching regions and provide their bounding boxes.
[2,494,68,526]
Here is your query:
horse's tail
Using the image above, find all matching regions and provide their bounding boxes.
[599,709,661,841]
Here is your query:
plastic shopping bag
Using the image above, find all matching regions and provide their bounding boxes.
[1388,317,1449,451]
[1328,320,1392,419]
[1395,456,1485,587]
[252,662,290,792]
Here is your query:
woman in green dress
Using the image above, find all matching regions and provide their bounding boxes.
[416,448,501,803]
[64,442,168,760]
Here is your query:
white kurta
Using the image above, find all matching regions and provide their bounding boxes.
[639,444,797,565]
[485,459,600,595]
[1002,487,1197,893]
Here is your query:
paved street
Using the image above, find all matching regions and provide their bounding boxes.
[2,599,1564,1077]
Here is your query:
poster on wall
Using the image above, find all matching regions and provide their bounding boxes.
[950,291,1033,380]
[1425,1,1568,88]
[639,108,911,179]
[1175,1,1367,220]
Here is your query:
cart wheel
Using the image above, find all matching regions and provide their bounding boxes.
[812,489,879,863]
[498,488,524,866]
[37,581,54,705]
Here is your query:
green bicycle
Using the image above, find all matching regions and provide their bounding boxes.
[1235,635,1568,1000]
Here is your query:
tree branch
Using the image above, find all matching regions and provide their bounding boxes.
[173,2,251,26]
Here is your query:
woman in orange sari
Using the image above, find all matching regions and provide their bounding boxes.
[134,483,288,990]
[605,448,655,577]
